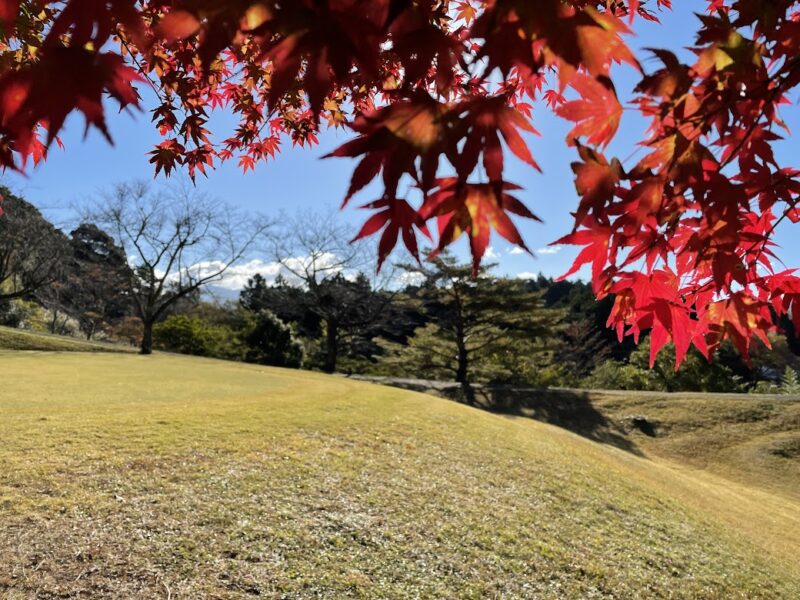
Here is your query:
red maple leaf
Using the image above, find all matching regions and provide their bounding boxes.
[554,224,614,287]
[449,96,541,180]
[420,178,540,274]
[325,97,445,202]
[556,74,623,147]
[353,197,431,270]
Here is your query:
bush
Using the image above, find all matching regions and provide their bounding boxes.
[629,340,745,393]
[482,346,572,387]
[781,367,800,394]
[581,360,658,391]
[580,339,746,393]
[752,380,781,394]
[0,298,41,329]
[153,315,232,357]
[243,311,304,368]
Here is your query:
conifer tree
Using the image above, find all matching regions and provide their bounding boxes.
[379,254,560,384]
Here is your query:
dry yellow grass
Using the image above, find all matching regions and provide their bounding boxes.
[1,351,798,598]
[584,389,800,501]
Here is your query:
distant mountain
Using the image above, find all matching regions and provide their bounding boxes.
[202,285,241,303]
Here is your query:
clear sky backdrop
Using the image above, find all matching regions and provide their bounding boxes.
[2,3,799,284]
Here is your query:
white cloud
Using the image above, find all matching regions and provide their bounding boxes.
[516,272,538,280]
[200,259,282,291]
[485,246,500,259]
[162,252,347,292]
[535,245,563,256]
[507,246,526,256]
[396,271,426,287]
[161,259,278,291]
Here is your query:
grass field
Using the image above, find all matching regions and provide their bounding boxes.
[582,389,800,502]
[0,325,133,353]
[1,352,799,598]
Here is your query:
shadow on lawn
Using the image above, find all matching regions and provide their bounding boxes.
[455,384,642,455]
[349,376,642,455]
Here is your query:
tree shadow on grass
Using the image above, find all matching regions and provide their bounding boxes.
[348,376,642,456]
[454,383,642,456]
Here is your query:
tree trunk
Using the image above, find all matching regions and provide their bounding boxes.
[456,346,468,384]
[324,319,338,373]
[140,321,154,355]
[49,309,59,334]
[454,302,468,384]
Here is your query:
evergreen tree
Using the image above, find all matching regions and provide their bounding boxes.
[378,254,561,384]
[244,311,304,368]
[62,223,133,339]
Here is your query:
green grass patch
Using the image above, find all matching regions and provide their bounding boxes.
[0,325,133,353]
[0,353,799,598]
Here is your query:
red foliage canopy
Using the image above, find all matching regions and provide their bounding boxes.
[1,0,799,366]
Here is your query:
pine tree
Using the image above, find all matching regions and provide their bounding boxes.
[378,254,561,384]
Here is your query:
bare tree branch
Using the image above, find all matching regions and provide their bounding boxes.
[84,180,273,354]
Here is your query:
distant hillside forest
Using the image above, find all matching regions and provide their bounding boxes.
[3,186,800,394]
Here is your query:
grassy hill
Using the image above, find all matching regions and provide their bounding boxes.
[383,381,800,503]
[0,325,134,353]
[578,389,800,501]
[1,353,799,598]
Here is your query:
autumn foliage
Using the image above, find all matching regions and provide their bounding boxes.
[1,0,800,367]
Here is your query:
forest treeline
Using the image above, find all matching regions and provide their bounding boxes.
[3,186,800,394]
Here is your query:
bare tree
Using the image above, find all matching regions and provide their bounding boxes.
[267,212,396,373]
[86,181,271,354]
[35,279,74,335]
[0,188,68,302]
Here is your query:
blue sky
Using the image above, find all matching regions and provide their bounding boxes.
[2,4,798,283]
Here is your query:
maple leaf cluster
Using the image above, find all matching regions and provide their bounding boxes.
[1,0,800,367]
[557,1,800,366]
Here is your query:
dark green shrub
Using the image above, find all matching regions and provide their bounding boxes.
[154,314,225,357]
[243,311,304,368]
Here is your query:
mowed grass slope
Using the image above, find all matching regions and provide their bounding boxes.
[1,353,799,598]
[584,389,800,502]
[0,325,133,353]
